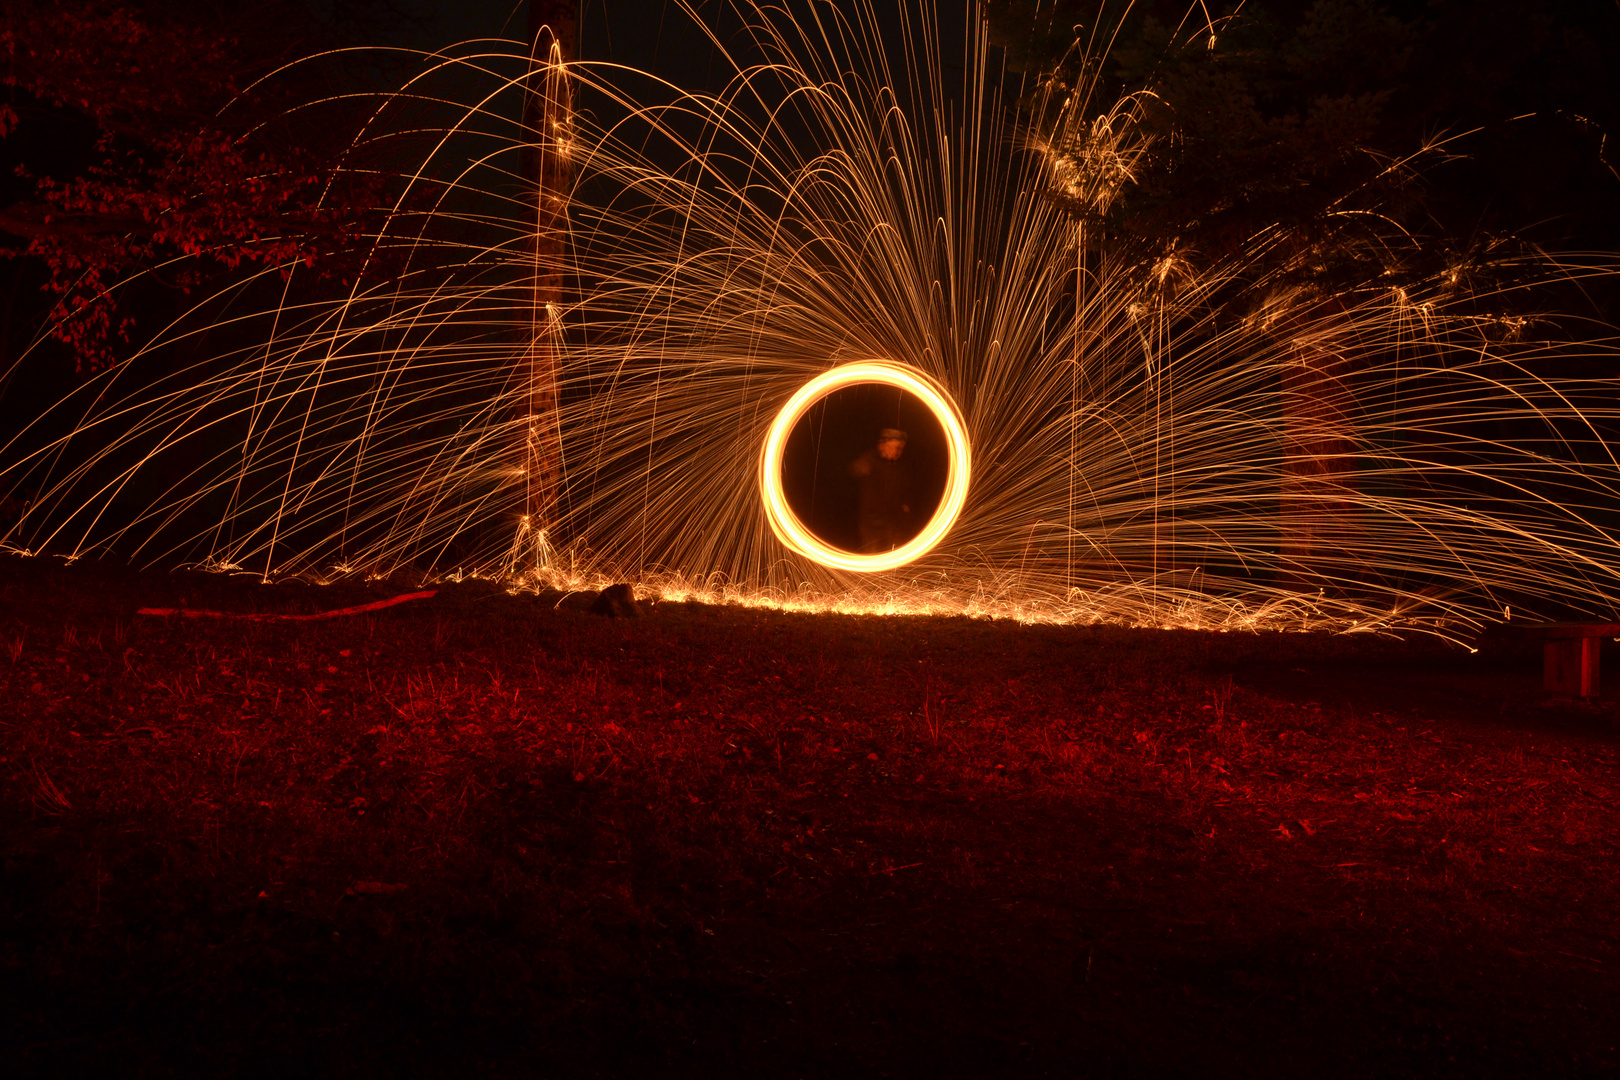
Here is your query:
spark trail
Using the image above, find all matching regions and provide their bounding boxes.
[2,0,1618,639]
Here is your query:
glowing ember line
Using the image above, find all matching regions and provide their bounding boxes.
[760,361,970,572]
[137,590,437,620]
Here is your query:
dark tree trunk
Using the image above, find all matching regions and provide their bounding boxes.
[516,0,575,571]
[1279,299,1359,588]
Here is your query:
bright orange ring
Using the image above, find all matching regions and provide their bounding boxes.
[760,361,970,572]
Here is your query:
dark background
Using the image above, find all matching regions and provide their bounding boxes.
[4,0,1619,378]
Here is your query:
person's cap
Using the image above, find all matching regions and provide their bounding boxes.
[879,428,908,442]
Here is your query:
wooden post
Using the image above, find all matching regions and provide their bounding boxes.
[1477,621,1616,699]
[1544,637,1600,698]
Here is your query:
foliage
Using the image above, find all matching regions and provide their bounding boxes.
[992,0,1620,301]
[0,1,388,371]
[1101,0,1416,257]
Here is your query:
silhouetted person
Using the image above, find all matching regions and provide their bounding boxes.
[849,427,915,553]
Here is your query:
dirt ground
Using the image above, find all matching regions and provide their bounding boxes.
[2,556,1617,1077]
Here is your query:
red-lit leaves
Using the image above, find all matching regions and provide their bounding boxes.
[0,1,385,371]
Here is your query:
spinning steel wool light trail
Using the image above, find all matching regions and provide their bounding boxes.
[761,360,971,573]
[3,1,1619,637]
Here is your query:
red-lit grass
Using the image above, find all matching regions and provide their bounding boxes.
[2,558,1617,1076]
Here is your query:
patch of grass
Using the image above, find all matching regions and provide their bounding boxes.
[2,557,1617,1076]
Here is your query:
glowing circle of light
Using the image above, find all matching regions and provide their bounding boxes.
[760,361,971,572]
